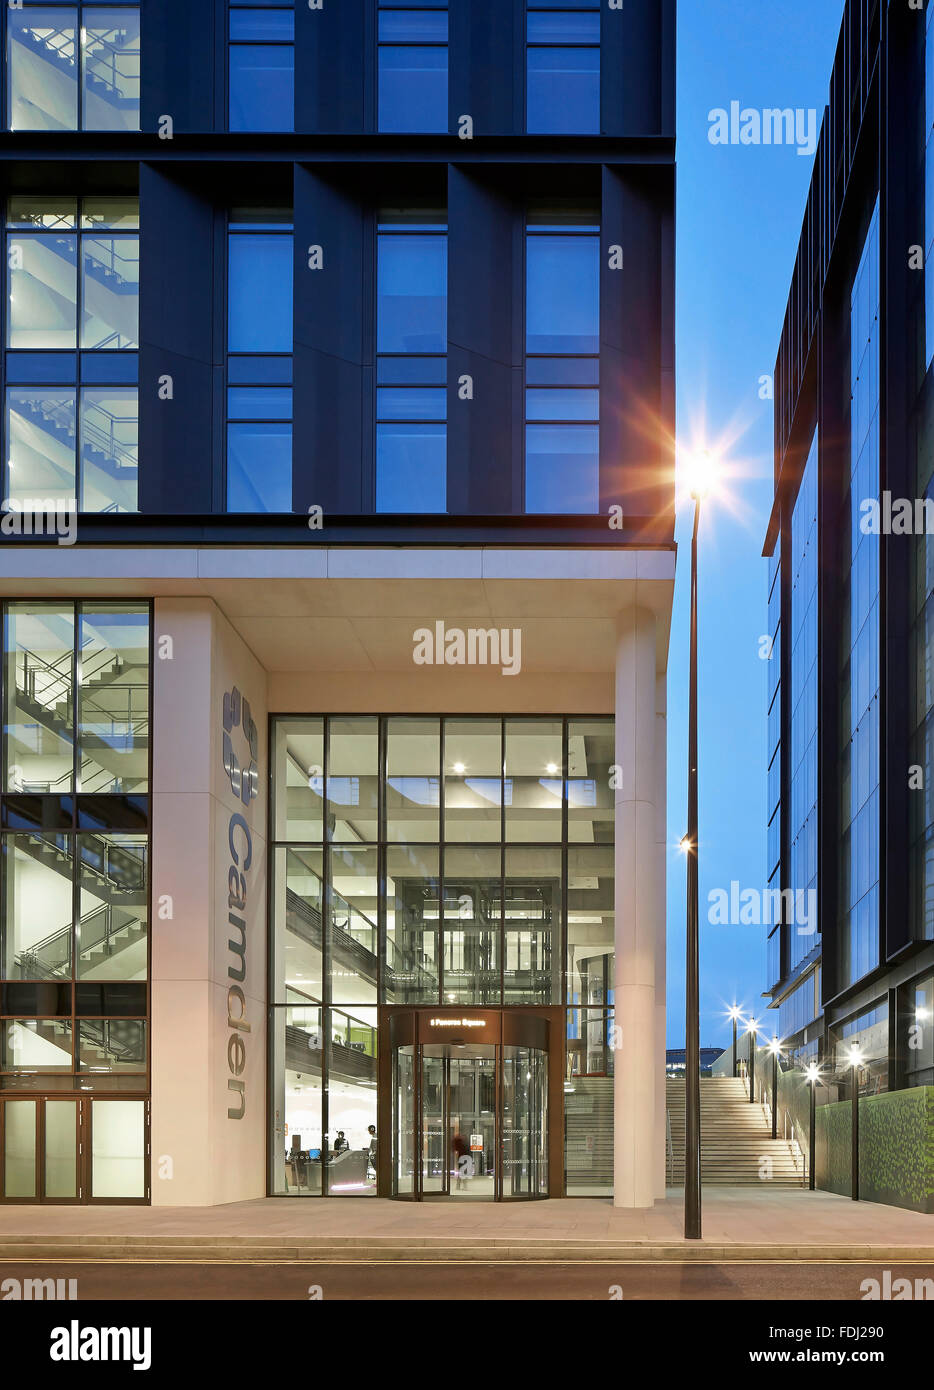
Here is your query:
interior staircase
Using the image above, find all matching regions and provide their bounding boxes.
[564,1076,613,1190]
[666,1077,804,1187]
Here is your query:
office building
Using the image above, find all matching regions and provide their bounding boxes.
[0,0,675,1206]
[765,0,934,1146]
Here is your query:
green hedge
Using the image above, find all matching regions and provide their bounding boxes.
[815,1087,934,1213]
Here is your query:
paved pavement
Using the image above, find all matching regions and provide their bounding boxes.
[0,1188,931,1260]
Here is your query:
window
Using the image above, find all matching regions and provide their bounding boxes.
[3,197,139,512]
[226,210,293,512]
[905,973,934,1088]
[378,2,448,134]
[229,0,294,132]
[832,1003,888,1096]
[0,600,150,1195]
[766,545,782,989]
[525,212,599,513]
[376,211,447,512]
[527,1,600,135]
[926,1,934,370]
[6,3,139,131]
[838,200,881,989]
[789,430,818,973]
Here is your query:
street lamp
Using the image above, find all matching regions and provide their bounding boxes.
[768,1037,782,1139]
[805,1061,821,1192]
[746,1017,759,1104]
[682,458,712,1243]
[727,1005,745,1079]
[848,1044,863,1202]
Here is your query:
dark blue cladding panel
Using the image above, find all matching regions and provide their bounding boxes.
[601,0,675,138]
[446,169,520,513]
[138,165,217,513]
[296,0,370,134]
[599,165,673,525]
[449,0,519,137]
[140,0,219,134]
[293,167,371,513]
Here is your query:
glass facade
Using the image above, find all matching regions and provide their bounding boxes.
[269,714,614,1196]
[526,1,600,135]
[905,972,934,1088]
[525,210,600,514]
[6,2,140,132]
[226,209,294,512]
[789,429,818,973]
[926,0,934,371]
[837,199,881,990]
[3,197,140,513]
[229,0,295,132]
[375,211,448,512]
[0,601,150,1203]
[832,1001,888,1096]
[765,546,782,991]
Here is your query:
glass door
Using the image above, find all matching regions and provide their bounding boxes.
[420,1048,448,1195]
[1,1099,37,1200]
[0,1098,82,1202]
[44,1100,79,1200]
[419,1043,496,1200]
[392,1044,417,1196]
[502,1044,548,1198]
[448,1047,496,1199]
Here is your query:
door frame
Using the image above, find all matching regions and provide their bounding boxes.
[0,1093,150,1204]
[378,1005,564,1200]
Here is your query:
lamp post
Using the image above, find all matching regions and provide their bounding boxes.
[848,1045,863,1202]
[805,1061,820,1192]
[745,1018,759,1104]
[728,1006,744,1079]
[768,1037,782,1139]
[683,470,706,1243]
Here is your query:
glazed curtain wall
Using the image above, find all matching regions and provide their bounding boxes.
[268,713,616,1195]
[0,600,150,1202]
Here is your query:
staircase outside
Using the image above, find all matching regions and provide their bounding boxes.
[666,1077,805,1188]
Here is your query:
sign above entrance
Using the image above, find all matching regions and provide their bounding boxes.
[428,1018,485,1029]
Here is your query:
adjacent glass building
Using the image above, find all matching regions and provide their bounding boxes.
[765,0,934,1109]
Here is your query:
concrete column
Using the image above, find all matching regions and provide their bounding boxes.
[614,606,659,1208]
[654,674,668,1199]
[150,599,268,1206]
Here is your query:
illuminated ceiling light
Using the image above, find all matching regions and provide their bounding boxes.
[545,762,558,776]
[452,762,466,775]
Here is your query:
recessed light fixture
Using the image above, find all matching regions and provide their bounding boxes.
[546,762,558,776]
[453,762,466,775]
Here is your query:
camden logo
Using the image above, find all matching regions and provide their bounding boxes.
[223,686,258,806]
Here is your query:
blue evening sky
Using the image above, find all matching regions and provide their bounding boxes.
[667,1,844,1049]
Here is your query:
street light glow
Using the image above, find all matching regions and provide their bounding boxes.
[768,1036,782,1055]
[681,446,720,502]
[806,1063,821,1085]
